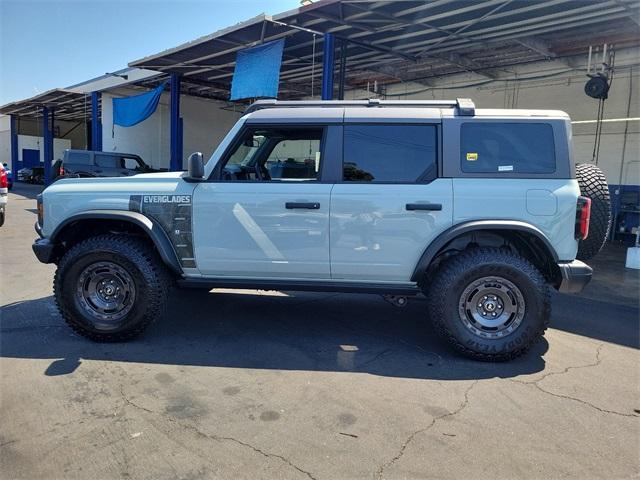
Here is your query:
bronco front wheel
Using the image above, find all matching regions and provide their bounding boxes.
[426,248,550,361]
[54,234,169,341]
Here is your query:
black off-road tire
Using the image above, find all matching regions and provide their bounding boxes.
[54,234,170,342]
[426,248,550,362]
[575,163,611,261]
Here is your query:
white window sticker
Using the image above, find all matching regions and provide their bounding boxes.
[498,165,514,172]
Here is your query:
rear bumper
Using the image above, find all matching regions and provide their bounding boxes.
[557,260,592,294]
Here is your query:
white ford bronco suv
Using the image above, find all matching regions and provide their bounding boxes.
[32,99,611,361]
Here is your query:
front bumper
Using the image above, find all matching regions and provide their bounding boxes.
[33,221,56,264]
[32,237,56,264]
[557,260,592,294]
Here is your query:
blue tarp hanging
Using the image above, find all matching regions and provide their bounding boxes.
[230,39,285,101]
[113,82,166,127]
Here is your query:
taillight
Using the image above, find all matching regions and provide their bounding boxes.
[59,165,64,176]
[575,196,591,240]
[0,168,7,188]
[37,194,44,226]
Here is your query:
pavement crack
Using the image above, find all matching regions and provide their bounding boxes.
[510,379,639,418]
[530,343,605,384]
[374,380,478,480]
[118,385,318,480]
[509,344,638,418]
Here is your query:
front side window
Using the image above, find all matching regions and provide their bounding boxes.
[121,157,144,171]
[342,125,437,183]
[460,122,556,174]
[221,127,323,182]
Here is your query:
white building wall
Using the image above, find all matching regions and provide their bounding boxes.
[102,89,242,170]
[344,47,640,186]
[15,135,70,163]
[0,114,86,168]
[0,130,10,165]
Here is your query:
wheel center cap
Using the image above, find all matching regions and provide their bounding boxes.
[104,286,115,296]
[485,301,496,312]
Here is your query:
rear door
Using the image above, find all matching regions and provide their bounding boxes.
[330,121,453,282]
[193,124,339,279]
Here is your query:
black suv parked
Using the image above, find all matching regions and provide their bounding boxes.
[57,150,161,179]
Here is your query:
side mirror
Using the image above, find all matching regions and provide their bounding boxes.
[187,152,204,179]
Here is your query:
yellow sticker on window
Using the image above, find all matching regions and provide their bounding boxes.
[466,152,478,161]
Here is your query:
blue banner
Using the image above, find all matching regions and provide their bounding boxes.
[230,39,285,101]
[113,82,166,127]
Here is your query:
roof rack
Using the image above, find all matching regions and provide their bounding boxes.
[244,98,475,116]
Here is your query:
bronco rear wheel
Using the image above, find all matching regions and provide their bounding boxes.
[54,234,169,341]
[426,248,550,361]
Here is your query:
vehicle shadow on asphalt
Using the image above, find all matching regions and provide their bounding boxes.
[1,290,551,380]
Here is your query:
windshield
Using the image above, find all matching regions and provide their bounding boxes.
[205,118,246,166]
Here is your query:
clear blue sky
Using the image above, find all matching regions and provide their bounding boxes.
[0,0,298,105]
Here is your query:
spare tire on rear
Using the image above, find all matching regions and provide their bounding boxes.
[575,163,612,261]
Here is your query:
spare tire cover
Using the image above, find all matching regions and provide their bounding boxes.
[575,163,612,261]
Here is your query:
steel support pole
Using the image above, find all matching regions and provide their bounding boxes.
[10,115,18,178]
[170,73,181,171]
[338,39,347,100]
[321,33,335,100]
[42,106,53,186]
[91,91,102,151]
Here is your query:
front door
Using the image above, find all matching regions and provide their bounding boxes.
[330,123,453,282]
[193,125,335,279]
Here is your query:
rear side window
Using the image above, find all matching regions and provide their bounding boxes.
[460,122,555,174]
[66,152,90,165]
[95,154,117,168]
[343,125,437,183]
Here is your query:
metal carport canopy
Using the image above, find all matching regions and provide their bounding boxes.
[129,0,640,100]
[0,89,94,121]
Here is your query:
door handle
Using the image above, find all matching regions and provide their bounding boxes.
[285,202,320,209]
[406,203,442,211]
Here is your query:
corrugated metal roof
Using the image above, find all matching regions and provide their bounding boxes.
[3,0,638,119]
[129,0,640,100]
[0,89,94,120]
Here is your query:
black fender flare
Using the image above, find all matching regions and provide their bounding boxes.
[411,220,560,282]
[50,210,182,275]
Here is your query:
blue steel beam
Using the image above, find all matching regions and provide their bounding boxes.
[10,115,18,178]
[170,73,181,171]
[42,106,53,186]
[321,33,335,100]
[91,91,102,151]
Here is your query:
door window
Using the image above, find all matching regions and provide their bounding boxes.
[95,154,118,168]
[342,125,437,183]
[221,127,323,182]
[121,156,144,171]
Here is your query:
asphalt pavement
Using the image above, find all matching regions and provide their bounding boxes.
[1,182,638,480]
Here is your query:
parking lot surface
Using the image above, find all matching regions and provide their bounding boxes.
[1,183,639,480]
